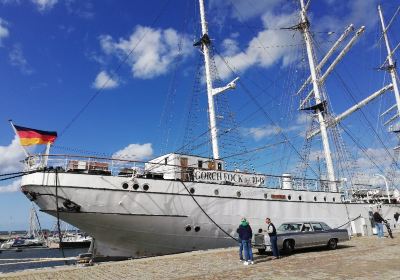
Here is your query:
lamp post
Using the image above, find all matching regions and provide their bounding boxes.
[374,174,390,203]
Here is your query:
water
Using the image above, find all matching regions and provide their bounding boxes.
[0,247,87,274]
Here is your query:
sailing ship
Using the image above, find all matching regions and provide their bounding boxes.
[0,205,45,249]
[18,0,400,259]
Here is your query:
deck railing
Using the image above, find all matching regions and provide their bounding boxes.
[24,154,344,193]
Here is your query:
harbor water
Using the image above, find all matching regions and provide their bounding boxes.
[0,247,87,274]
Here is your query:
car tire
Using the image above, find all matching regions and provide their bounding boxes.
[327,239,338,250]
[283,240,294,254]
[257,248,266,255]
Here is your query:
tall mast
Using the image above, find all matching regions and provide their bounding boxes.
[378,5,400,119]
[198,0,220,160]
[299,0,336,191]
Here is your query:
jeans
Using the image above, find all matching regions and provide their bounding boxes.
[238,239,243,260]
[376,223,384,238]
[242,239,253,261]
[270,235,279,257]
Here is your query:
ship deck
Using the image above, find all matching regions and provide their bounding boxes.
[2,231,399,279]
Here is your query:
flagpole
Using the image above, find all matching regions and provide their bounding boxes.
[43,142,51,167]
[8,119,29,157]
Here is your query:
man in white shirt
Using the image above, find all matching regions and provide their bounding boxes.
[265,217,280,259]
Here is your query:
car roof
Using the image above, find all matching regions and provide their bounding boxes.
[281,222,327,224]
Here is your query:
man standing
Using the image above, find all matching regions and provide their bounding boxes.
[237,218,254,265]
[373,209,385,238]
[266,217,280,259]
[394,212,399,228]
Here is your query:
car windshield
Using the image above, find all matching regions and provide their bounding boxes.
[320,222,332,230]
[278,223,303,232]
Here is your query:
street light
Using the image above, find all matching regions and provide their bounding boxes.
[374,174,390,203]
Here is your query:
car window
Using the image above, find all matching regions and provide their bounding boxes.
[311,223,323,231]
[301,223,313,232]
[320,222,332,230]
[278,223,302,232]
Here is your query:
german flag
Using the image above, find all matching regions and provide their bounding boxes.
[14,125,57,146]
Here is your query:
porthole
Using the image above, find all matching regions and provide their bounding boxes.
[288,195,292,200]
[133,184,139,190]
[194,226,200,232]
[298,195,302,201]
[333,197,336,202]
[214,189,219,195]
[264,193,268,199]
[314,196,317,201]
[143,184,149,191]
[236,191,241,198]
[190,188,195,194]
[324,197,327,202]
[122,183,129,189]
[185,225,191,232]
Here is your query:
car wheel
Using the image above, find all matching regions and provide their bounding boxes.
[257,248,266,255]
[283,240,294,254]
[327,239,338,250]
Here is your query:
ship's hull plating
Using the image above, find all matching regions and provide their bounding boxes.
[21,172,400,258]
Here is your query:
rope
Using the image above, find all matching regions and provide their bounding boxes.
[179,180,238,242]
[54,170,66,262]
[0,257,76,266]
[0,170,40,181]
[335,214,362,229]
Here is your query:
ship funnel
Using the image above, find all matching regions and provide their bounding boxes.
[282,173,293,190]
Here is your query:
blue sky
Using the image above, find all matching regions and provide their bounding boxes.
[0,0,399,230]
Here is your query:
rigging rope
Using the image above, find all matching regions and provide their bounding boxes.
[179,180,238,242]
[54,170,66,262]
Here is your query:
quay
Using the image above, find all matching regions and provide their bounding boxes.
[1,235,399,279]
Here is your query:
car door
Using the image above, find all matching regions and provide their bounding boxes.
[298,223,314,247]
[310,223,326,245]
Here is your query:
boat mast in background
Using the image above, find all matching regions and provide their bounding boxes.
[298,0,336,191]
[197,0,239,161]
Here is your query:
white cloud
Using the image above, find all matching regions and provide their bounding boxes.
[0,179,21,193]
[210,0,282,22]
[314,0,379,32]
[0,136,26,173]
[0,18,9,46]
[113,143,153,161]
[99,25,192,79]
[215,11,301,79]
[245,125,282,141]
[31,0,58,12]
[92,71,119,89]
[9,44,33,75]
[0,0,21,4]
[65,0,94,19]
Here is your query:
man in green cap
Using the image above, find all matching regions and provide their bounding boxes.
[236,217,254,265]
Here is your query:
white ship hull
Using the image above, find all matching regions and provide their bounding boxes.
[20,171,400,258]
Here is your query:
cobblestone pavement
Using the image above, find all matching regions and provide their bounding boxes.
[1,235,399,280]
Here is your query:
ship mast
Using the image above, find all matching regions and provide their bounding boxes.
[197,0,239,161]
[299,0,337,191]
[378,5,400,125]
[199,0,220,160]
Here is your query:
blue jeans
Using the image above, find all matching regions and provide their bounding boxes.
[238,239,243,260]
[376,223,384,238]
[270,235,279,257]
[242,239,253,261]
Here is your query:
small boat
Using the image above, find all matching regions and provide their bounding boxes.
[0,236,45,249]
[59,234,92,249]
